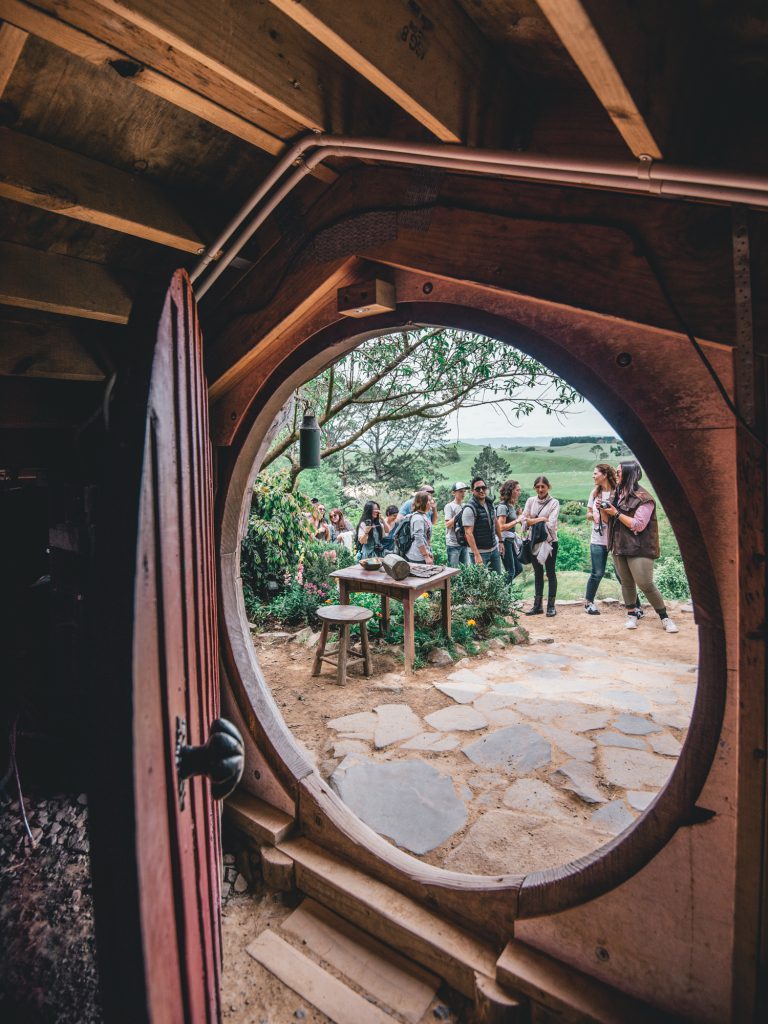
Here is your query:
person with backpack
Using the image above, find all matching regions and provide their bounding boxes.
[444,481,470,567]
[462,478,504,572]
[523,476,560,616]
[399,484,438,524]
[355,501,385,560]
[403,490,434,564]
[497,479,524,582]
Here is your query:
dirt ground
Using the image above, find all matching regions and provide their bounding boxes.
[255,600,698,874]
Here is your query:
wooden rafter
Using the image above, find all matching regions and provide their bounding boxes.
[0,241,132,322]
[0,20,26,92]
[0,0,334,181]
[0,129,203,252]
[270,0,505,145]
[0,317,105,380]
[537,0,663,159]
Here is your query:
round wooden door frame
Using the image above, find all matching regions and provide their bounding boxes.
[217,293,726,934]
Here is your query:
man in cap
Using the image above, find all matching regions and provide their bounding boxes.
[445,481,471,567]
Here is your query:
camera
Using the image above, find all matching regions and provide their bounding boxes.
[599,500,613,510]
[365,518,373,526]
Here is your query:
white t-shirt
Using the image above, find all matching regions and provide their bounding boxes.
[587,490,611,546]
[444,500,464,546]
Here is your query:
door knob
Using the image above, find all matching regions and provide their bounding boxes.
[176,717,244,807]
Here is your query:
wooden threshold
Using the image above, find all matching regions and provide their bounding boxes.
[224,789,294,846]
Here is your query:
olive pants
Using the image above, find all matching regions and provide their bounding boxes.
[611,554,666,612]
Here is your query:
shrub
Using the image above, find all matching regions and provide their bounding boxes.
[560,500,586,522]
[241,470,312,601]
[555,529,590,572]
[655,556,691,600]
[451,563,518,627]
[266,581,327,627]
[302,539,354,589]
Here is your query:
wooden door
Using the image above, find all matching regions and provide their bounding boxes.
[89,270,234,1023]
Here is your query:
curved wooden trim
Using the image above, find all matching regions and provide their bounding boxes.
[216,283,727,933]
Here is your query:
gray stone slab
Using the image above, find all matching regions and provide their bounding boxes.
[330,759,467,855]
[435,679,488,704]
[462,725,551,774]
[474,692,519,713]
[445,668,488,685]
[514,652,571,668]
[595,731,647,750]
[514,699,585,722]
[649,733,683,757]
[601,690,652,713]
[400,732,460,752]
[600,748,673,789]
[551,760,606,804]
[651,707,692,730]
[627,790,655,811]
[332,739,369,757]
[327,711,377,738]
[424,706,488,732]
[539,726,596,762]
[645,688,679,706]
[502,779,574,819]
[482,708,523,727]
[490,682,534,696]
[555,710,612,733]
[591,801,636,836]
[373,704,423,748]
[468,772,505,790]
[614,714,661,736]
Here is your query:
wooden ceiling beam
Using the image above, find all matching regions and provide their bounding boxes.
[536,0,663,159]
[270,0,507,146]
[0,0,334,181]
[0,129,204,253]
[0,20,26,92]
[0,317,105,380]
[0,241,132,322]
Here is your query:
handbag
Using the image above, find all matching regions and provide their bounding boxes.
[519,538,533,565]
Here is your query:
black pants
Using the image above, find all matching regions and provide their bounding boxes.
[532,541,558,603]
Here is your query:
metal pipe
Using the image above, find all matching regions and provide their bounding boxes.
[192,133,768,297]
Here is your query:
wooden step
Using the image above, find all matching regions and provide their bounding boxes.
[281,898,439,1024]
[278,836,498,999]
[225,789,294,845]
[496,940,679,1024]
[246,929,392,1024]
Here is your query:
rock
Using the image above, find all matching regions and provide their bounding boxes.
[306,631,321,649]
[327,711,377,738]
[556,710,612,733]
[332,739,369,757]
[427,647,454,666]
[260,631,294,643]
[293,626,313,644]
[502,779,574,819]
[514,699,583,722]
[627,790,655,811]
[223,853,236,865]
[539,725,596,762]
[591,801,636,835]
[474,691,518,712]
[233,873,248,893]
[221,882,231,898]
[400,732,461,752]
[373,704,422,747]
[614,714,662,736]
[30,827,43,844]
[601,598,619,605]
[435,678,488,704]
[462,725,551,773]
[330,759,467,855]
[645,687,679,706]
[649,733,683,757]
[600,748,673,788]
[507,626,529,645]
[319,759,339,777]
[601,690,652,713]
[533,635,556,643]
[595,731,647,750]
[551,760,606,804]
[482,707,523,727]
[651,707,692,730]
[556,599,582,606]
[487,637,506,650]
[425,706,488,732]
[680,603,694,613]
[488,681,530,696]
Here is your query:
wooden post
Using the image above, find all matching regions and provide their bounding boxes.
[441,578,452,638]
[380,593,390,633]
[402,593,416,675]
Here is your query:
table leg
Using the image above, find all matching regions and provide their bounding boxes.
[441,579,452,637]
[402,593,415,675]
[338,581,350,606]
[337,625,348,686]
[380,594,390,634]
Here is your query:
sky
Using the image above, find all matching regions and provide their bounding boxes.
[450,390,616,441]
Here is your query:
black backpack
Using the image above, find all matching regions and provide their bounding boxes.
[453,506,469,547]
[392,514,414,557]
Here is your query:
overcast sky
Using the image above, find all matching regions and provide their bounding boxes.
[451,391,616,441]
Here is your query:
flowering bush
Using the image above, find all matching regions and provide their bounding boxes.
[451,563,519,627]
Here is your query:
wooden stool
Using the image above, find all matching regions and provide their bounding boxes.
[311,605,373,686]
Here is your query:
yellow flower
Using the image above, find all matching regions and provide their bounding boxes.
[467,619,476,627]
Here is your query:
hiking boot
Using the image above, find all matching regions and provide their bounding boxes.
[662,618,679,633]
[525,597,543,616]
[546,605,557,617]
[584,603,600,615]
[625,615,638,629]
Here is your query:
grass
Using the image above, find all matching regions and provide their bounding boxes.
[515,568,623,601]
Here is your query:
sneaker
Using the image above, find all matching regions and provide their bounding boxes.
[625,615,638,629]
[662,617,679,633]
[635,607,645,619]
[585,603,600,615]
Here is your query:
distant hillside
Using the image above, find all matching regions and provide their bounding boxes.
[453,435,552,447]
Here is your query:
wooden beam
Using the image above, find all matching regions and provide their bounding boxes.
[0,20,26,93]
[0,241,132,322]
[0,129,203,252]
[0,317,105,379]
[270,0,504,145]
[536,0,663,159]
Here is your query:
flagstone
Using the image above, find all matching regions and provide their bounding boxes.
[514,699,585,722]
[600,690,652,713]
[425,706,488,732]
[551,760,606,804]
[474,691,519,713]
[556,710,612,733]
[539,726,596,762]
[373,704,423,748]
[462,725,551,773]
[614,714,661,735]
[651,707,692,730]
[400,732,461,752]
[327,711,377,738]
[649,733,683,757]
[502,779,574,819]
[600,748,673,788]
[435,679,488,704]
[627,790,655,811]
[591,801,636,835]
[595,731,647,750]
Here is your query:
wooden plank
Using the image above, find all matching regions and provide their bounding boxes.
[536,0,662,158]
[0,241,131,322]
[259,846,295,892]
[496,940,678,1024]
[0,129,203,252]
[281,898,439,1024]
[246,930,393,1024]
[474,972,528,1024]
[225,788,294,845]
[0,21,26,93]
[271,0,505,145]
[0,317,104,379]
[278,836,498,999]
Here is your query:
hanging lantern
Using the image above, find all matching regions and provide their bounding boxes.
[299,410,321,469]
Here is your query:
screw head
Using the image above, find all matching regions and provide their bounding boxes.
[422,282,433,294]
[616,352,632,367]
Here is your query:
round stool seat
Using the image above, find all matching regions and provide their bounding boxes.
[317,604,373,624]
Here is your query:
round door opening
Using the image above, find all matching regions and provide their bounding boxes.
[235,325,702,880]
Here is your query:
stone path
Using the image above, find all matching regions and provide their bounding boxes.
[326,639,696,874]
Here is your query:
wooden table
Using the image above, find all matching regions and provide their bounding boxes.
[330,564,459,674]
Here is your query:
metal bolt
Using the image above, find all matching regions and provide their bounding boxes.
[596,946,610,961]
[423,282,433,294]
[616,352,632,367]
